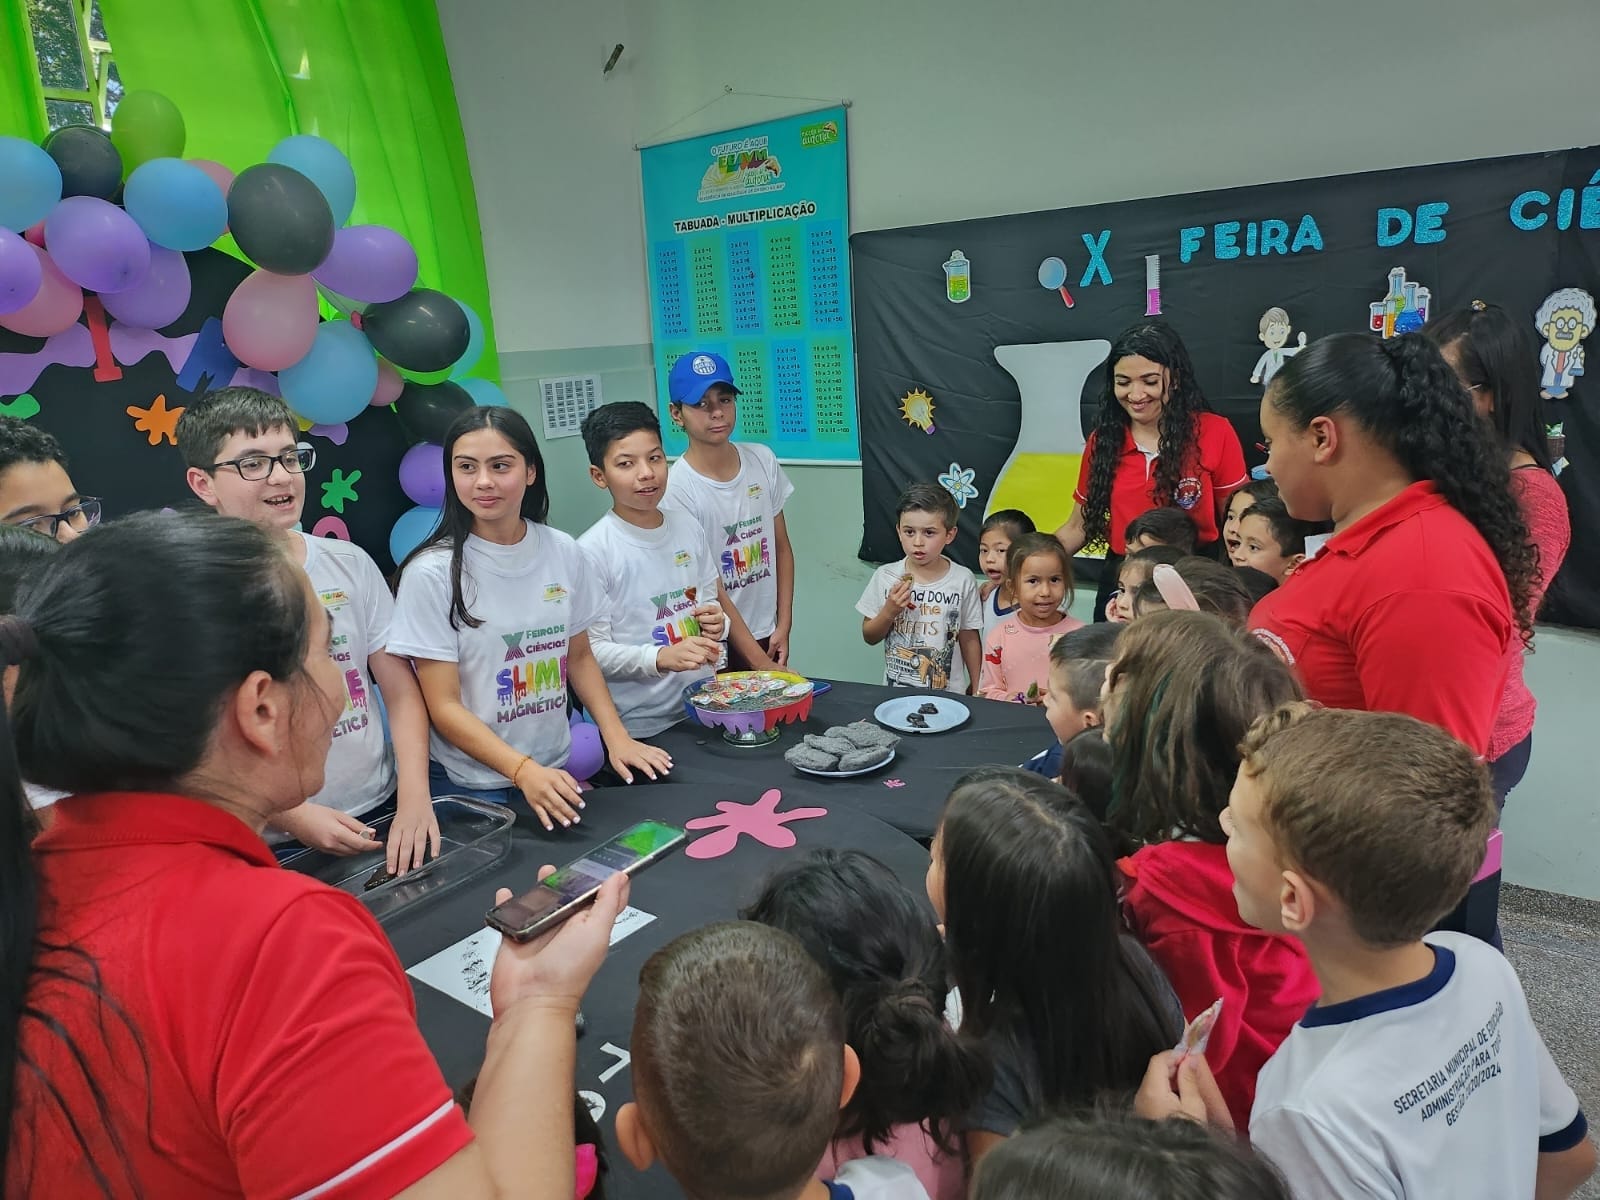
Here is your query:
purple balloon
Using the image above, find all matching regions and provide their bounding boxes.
[43,195,151,294]
[568,721,605,782]
[98,244,191,328]
[312,224,418,304]
[0,227,43,315]
[398,441,446,507]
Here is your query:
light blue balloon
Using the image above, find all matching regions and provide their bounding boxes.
[123,158,227,251]
[279,319,379,425]
[389,504,442,564]
[459,377,509,407]
[449,300,485,378]
[0,136,63,232]
[268,134,357,226]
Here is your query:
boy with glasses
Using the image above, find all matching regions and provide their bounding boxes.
[0,418,100,544]
[178,388,439,875]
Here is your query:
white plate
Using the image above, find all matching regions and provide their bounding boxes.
[874,695,971,734]
[791,746,896,778]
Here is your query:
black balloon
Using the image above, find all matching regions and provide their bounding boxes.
[227,163,335,275]
[43,125,124,200]
[395,379,473,444]
[362,289,470,373]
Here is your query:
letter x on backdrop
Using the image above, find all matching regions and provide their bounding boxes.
[851,143,1600,630]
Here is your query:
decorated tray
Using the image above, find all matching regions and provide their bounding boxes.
[682,670,816,745]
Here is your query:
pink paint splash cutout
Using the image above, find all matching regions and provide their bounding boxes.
[684,788,827,860]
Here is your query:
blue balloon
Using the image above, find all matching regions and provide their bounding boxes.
[389,504,442,564]
[123,158,227,251]
[0,136,62,231]
[268,134,357,226]
[279,319,379,425]
[449,300,485,378]
[459,376,509,407]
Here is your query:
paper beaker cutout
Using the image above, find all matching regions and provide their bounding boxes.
[989,339,1111,537]
[1037,257,1074,308]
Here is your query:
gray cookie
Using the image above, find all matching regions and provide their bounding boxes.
[838,721,899,749]
[838,747,891,771]
[804,734,855,757]
[784,744,839,771]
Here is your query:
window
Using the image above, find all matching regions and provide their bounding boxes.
[26,0,119,131]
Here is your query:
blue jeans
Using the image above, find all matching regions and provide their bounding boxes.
[428,759,519,806]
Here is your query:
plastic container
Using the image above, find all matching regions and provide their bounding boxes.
[280,795,514,925]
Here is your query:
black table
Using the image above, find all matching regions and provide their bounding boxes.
[647,678,1054,840]
[379,680,1053,1200]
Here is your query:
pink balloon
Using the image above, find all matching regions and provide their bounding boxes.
[222,269,318,371]
[188,158,235,196]
[23,221,45,247]
[369,357,404,406]
[0,245,82,337]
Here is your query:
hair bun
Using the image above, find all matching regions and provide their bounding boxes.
[0,613,36,664]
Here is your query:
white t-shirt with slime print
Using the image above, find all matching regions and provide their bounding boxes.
[390,521,598,789]
[299,531,396,817]
[578,509,721,738]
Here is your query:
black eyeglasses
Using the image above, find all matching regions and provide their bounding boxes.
[210,445,316,480]
[15,497,102,538]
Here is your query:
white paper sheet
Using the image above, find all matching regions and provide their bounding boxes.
[407,906,657,1018]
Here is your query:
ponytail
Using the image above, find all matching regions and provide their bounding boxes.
[1382,336,1538,643]
[1272,333,1538,644]
[741,849,989,1154]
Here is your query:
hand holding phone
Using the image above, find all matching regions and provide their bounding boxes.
[486,820,687,942]
[488,869,629,1018]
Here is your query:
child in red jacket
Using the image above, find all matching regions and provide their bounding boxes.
[1101,611,1315,1128]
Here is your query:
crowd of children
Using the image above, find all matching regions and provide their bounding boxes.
[1,314,1594,1200]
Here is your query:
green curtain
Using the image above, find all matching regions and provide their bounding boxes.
[0,3,49,145]
[88,0,500,380]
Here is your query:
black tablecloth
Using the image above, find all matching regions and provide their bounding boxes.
[647,678,1053,840]
[375,679,1053,1199]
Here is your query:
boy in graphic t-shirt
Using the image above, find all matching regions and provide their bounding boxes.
[856,483,982,694]
[579,402,779,737]
[659,351,797,667]
[178,388,439,874]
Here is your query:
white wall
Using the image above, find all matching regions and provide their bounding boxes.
[438,0,1600,898]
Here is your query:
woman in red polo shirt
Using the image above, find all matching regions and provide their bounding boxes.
[1248,332,1537,945]
[1,512,622,1199]
[1054,322,1248,621]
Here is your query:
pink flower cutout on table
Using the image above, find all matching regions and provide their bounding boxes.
[884,779,906,789]
[684,788,827,860]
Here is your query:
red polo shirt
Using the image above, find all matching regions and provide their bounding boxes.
[1073,413,1247,554]
[10,793,472,1199]
[1248,481,1513,755]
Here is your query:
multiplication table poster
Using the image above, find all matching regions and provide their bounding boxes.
[640,106,859,464]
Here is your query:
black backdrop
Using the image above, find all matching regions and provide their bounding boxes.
[0,248,412,570]
[852,144,1600,629]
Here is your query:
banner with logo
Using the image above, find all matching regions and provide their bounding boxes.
[851,143,1600,630]
[641,106,858,464]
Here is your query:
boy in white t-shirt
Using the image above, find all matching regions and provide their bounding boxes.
[659,351,797,667]
[579,402,777,738]
[856,483,981,694]
[178,388,439,874]
[1137,704,1594,1200]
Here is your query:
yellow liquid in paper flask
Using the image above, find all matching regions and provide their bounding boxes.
[986,452,1084,533]
[988,339,1112,534]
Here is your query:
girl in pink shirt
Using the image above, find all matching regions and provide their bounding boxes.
[980,533,1084,703]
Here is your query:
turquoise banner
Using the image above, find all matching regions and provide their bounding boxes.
[641,106,857,463]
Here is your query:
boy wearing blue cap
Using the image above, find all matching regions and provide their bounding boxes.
[661,352,797,667]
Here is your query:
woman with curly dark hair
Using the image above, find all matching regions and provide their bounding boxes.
[1248,331,1537,946]
[1054,323,1248,621]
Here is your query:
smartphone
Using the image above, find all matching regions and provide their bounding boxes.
[485,820,686,941]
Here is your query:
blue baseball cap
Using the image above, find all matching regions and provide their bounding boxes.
[668,351,741,406]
